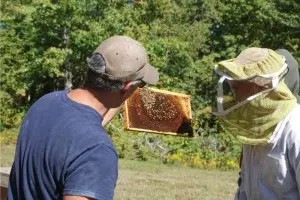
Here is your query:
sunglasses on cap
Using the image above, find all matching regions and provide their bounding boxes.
[131,80,147,88]
[138,80,147,88]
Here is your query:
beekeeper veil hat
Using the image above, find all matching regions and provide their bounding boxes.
[211,48,297,145]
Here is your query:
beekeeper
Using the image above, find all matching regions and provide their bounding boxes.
[211,47,300,199]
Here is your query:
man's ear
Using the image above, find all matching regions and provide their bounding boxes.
[123,81,134,92]
[121,81,136,98]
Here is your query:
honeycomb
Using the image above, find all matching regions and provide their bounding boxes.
[123,87,193,136]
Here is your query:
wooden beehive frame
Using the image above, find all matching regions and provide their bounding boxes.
[123,87,192,136]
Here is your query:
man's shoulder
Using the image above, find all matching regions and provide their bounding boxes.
[67,120,110,141]
[35,90,65,104]
[270,104,300,145]
[27,91,66,113]
[288,104,300,128]
[284,104,300,144]
[64,123,117,164]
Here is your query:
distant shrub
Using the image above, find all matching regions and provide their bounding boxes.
[104,114,242,170]
[0,128,19,145]
[0,113,242,170]
[164,153,239,170]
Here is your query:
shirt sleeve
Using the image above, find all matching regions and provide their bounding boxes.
[63,143,118,200]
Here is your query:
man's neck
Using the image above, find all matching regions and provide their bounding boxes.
[67,88,108,117]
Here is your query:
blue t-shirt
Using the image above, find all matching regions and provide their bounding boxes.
[8,91,118,200]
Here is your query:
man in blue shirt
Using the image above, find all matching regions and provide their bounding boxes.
[8,36,159,200]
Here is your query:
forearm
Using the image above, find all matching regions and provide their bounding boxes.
[102,105,123,127]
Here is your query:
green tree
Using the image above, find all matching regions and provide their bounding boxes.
[1,0,299,165]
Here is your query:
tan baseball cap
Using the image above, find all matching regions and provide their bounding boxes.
[94,36,159,85]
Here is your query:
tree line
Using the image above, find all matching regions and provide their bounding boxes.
[1,0,299,167]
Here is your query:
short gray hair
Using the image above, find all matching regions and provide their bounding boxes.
[83,69,125,92]
[83,53,143,92]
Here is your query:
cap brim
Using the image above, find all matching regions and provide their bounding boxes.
[142,64,159,85]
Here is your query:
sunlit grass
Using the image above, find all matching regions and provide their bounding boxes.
[115,159,238,200]
[0,144,15,167]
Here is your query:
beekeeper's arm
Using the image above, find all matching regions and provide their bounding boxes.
[234,181,247,200]
[234,147,247,200]
[287,131,300,194]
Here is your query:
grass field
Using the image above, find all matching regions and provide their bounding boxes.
[0,144,15,167]
[1,144,238,199]
[115,160,237,200]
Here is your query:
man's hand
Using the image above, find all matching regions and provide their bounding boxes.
[102,105,123,127]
